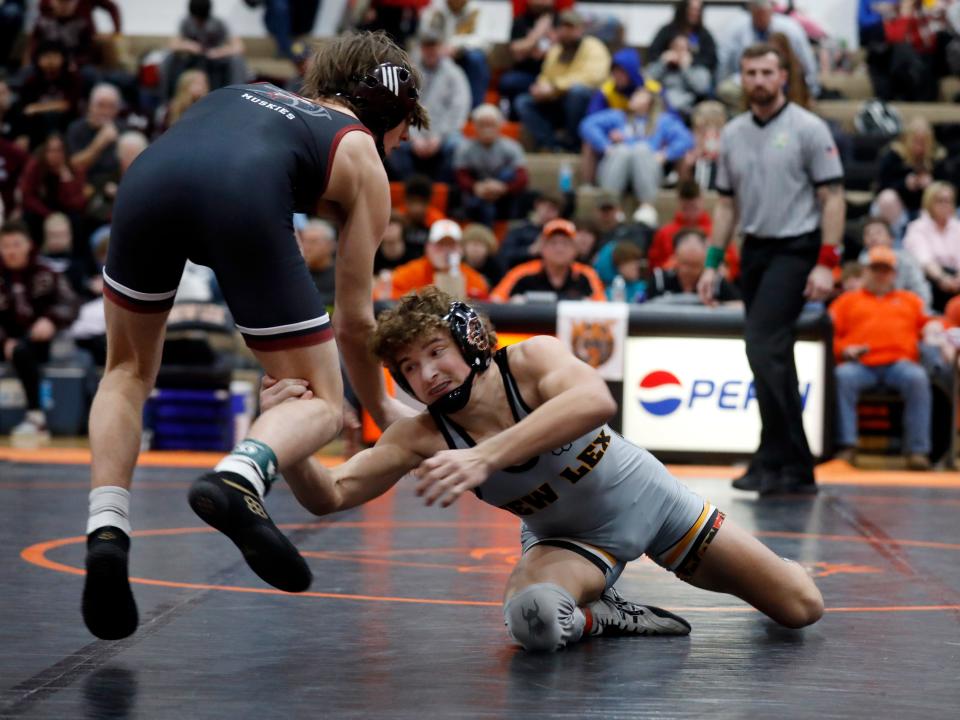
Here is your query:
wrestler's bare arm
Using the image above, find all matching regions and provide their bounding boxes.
[477,336,617,472]
[283,413,443,515]
[323,131,408,428]
[415,336,618,506]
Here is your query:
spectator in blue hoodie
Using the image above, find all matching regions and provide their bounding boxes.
[585,47,643,116]
[580,48,643,184]
[580,84,694,222]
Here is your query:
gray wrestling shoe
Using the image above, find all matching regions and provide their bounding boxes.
[585,587,691,637]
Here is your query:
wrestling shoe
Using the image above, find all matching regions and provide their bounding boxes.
[585,587,691,637]
[188,471,312,592]
[82,526,139,640]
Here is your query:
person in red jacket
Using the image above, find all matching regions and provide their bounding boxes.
[649,180,705,265]
[39,0,121,33]
[883,0,940,101]
[830,246,936,469]
[0,220,78,436]
[18,133,86,243]
[648,181,740,280]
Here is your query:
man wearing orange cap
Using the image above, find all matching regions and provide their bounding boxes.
[829,246,936,469]
[491,218,606,302]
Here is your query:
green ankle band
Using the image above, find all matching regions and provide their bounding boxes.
[231,439,279,485]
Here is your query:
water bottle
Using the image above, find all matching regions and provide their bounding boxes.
[39,379,53,412]
[611,274,627,303]
[437,251,466,298]
[448,251,461,276]
[558,161,573,194]
[373,269,393,300]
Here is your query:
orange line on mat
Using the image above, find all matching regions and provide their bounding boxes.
[0,447,340,468]
[2,449,959,487]
[667,461,960,488]
[20,530,960,614]
[19,534,500,607]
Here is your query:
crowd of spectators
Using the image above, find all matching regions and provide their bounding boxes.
[1,0,959,466]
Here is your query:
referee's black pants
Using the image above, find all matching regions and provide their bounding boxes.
[740,232,820,481]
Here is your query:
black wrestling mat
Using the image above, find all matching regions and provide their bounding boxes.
[1,462,958,719]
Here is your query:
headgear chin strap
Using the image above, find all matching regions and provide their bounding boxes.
[428,368,478,415]
[390,301,492,413]
[337,62,419,158]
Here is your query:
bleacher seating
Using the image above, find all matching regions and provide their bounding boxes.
[815,100,960,133]
[123,35,297,82]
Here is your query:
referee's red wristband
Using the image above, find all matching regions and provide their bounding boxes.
[817,245,839,269]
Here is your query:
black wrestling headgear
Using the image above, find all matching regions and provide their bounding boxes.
[339,62,419,156]
[390,301,492,414]
[445,301,492,374]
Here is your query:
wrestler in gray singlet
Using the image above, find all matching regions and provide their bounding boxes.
[428,347,723,585]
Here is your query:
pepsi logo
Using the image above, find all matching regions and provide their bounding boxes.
[638,371,683,416]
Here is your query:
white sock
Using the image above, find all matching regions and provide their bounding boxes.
[87,486,131,535]
[213,456,266,498]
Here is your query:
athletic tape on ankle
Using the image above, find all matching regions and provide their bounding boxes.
[87,486,131,535]
[223,439,278,484]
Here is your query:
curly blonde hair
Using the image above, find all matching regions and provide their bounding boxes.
[370,287,497,369]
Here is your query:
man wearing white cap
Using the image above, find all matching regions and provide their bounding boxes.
[391,219,490,300]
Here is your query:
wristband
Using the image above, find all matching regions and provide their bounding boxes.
[817,245,839,269]
[705,245,724,270]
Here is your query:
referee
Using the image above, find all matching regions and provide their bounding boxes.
[697,43,845,496]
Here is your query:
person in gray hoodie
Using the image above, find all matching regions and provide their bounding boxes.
[388,29,471,182]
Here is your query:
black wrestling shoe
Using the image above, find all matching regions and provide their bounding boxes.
[188,471,312,593]
[82,526,138,640]
[586,587,691,637]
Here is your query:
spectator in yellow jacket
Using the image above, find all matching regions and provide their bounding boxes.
[514,10,611,151]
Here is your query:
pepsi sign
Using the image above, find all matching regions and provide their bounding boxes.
[637,371,812,416]
[622,337,826,455]
[637,371,684,416]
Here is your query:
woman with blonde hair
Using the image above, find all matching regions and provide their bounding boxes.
[579,83,693,222]
[165,69,210,128]
[677,99,726,190]
[878,116,949,215]
[768,31,810,109]
[903,180,960,311]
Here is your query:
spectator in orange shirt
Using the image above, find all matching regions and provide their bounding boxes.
[830,246,935,469]
[391,219,490,301]
[491,218,606,302]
